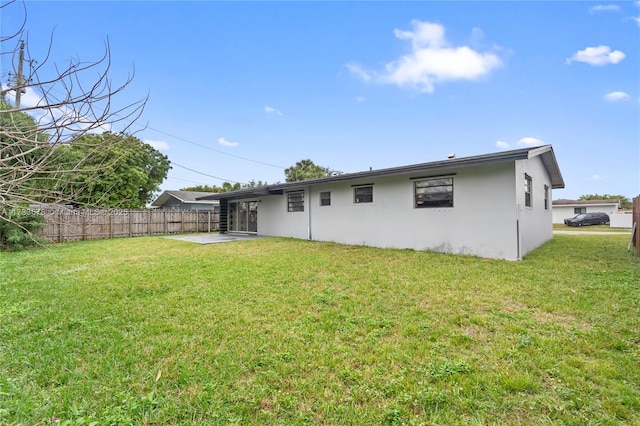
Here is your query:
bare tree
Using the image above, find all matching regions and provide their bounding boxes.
[1,1,148,231]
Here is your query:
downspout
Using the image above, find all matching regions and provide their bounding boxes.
[516,203,521,260]
[307,186,312,240]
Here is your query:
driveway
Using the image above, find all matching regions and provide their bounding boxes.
[163,233,265,245]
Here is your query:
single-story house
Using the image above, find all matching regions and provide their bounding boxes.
[199,145,564,261]
[551,199,619,224]
[151,190,219,211]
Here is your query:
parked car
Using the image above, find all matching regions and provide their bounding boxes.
[564,212,610,226]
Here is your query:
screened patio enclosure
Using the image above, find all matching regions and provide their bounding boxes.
[228,201,258,233]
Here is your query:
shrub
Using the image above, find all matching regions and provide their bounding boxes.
[0,207,47,251]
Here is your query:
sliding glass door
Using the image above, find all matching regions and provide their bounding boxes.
[228,201,258,233]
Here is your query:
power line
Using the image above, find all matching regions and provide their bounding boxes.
[171,161,246,185]
[136,125,285,170]
[2,40,286,179]
[167,176,210,185]
[7,83,281,183]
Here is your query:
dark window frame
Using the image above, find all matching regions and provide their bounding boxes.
[414,177,454,208]
[287,191,305,212]
[354,186,373,204]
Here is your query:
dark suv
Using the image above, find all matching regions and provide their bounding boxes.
[564,212,610,226]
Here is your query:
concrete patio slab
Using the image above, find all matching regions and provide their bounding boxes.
[163,233,264,245]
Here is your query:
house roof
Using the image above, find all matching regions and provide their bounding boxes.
[198,145,565,201]
[552,199,620,206]
[151,190,220,207]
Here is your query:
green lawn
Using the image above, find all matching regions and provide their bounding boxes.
[553,224,632,233]
[1,235,639,425]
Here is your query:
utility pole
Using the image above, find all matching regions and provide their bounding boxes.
[1,41,27,107]
[14,41,26,109]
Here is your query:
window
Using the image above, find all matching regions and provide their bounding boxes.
[574,207,586,214]
[354,186,373,203]
[524,174,532,207]
[320,191,331,206]
[415,177,454,208]
[287,191,304,212]
[544,185,549,210]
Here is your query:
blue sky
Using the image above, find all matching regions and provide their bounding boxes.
[2,1,639,200]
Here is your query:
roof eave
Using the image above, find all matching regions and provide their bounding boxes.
[199,145,565,199]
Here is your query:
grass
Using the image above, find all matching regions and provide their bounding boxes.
[553,223,632,232]
[1,234,639,425]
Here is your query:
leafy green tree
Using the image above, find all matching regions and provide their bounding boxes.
[180,182,243,193]
[179,185,224,193]
[0,208,46,251]
[181,180,274,193]
[284,159,341,182]
[49,133,171,208]
[579,194,631,209]
[242,179,272,189]
[1,0,147,244]
[222,182,241,192]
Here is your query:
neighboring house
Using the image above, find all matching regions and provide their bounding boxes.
[151,190,219,211]
[199,145,564,261]
[552,199,619,224]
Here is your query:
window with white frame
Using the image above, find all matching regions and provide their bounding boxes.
[320,191,331,206]
[354,185,373,203]
[524,174,532,207]
[414,177,454,208]
[544,185,549,210]
[287,191,304,212]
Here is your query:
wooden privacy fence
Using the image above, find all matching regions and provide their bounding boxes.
[35,209,219,243]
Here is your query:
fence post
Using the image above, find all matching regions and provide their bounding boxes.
[148,209,151,236]
[58,209,63,243]
[208,210,211,233]
[82,210,86,241]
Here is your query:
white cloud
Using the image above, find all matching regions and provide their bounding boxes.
[495,137,544,149]
[2,85,112,134]
[144,139,169,151]
[356,96,365,103]
[591,174,606,180]
[346,62,373,83]
[495,140,510,150]
[217,137,239,147]
[517,137,544,147]
[347,20,503,94]
[3,85,42,109]
[566,45,625,66]
[264,106,283,116]
[603,91,631,101]
[588,4,621,13]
